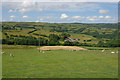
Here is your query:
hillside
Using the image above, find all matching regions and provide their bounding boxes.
[1,22,119,47]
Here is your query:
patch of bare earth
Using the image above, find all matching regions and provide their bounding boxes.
[38,46,87,51]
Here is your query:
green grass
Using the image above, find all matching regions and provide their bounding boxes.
[3,22,116,44]
[2,46,118,78]
[70,33,98,43]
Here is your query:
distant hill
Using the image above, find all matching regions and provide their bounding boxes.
[1,22,118,46]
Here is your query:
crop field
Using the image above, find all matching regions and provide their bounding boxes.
[2,45,118,78]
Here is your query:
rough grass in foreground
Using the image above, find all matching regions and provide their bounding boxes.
[2,47,118,78]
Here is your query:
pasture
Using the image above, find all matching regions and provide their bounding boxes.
[2,45,118,78]
[3,22,117,45]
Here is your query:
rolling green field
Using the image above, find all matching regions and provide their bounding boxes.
[2,22,118,45]
[2,45,118,78]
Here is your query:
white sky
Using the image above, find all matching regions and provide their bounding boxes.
[2,0,120,2]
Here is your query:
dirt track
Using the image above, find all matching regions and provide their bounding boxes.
[38,46,87,51]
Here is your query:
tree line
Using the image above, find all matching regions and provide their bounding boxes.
[1,32,119,47]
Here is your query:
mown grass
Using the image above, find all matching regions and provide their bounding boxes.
[2,46,118,78]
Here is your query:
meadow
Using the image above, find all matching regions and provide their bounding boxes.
[2,45,118,78]
[1,22,119,78]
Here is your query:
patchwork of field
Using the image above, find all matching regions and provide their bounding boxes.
[4,29,98,44]
[2,45,118,78]
[2,22,118,45]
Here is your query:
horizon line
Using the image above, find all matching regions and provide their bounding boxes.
[1,21,118,24]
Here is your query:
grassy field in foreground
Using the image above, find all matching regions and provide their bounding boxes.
[2,47,118,78]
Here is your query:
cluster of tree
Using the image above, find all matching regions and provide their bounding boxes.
[27,29,37,34]
[50,28,69,32]
[47,33,71,45]
[63,38,120,47]
[2,33,72,46]
[64,41,79,46]
[82,30,118,39]
[2,36,47,46]
[2,25,17,30]
[10,35,18,37]
[2,23,35,31]
[59,33,71,41]
[2,38,120,47]
[33,33,48,37]
[96,39,120,47]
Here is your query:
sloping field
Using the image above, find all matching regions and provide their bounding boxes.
[39,46,87,51]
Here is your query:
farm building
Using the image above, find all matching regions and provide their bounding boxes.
[64,37,80,42]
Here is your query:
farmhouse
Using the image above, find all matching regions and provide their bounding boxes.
[65,37,80,42]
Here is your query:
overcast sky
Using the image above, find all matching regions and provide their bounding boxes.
[1,1,118,23]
